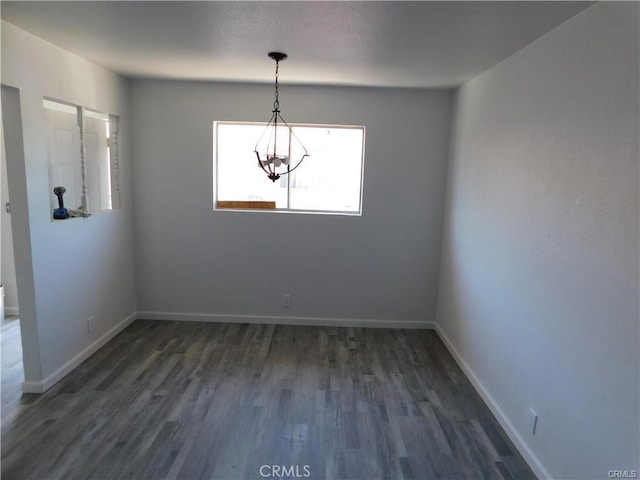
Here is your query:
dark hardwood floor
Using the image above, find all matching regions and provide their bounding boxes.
[1,320,535,480]
[1,316,30,428]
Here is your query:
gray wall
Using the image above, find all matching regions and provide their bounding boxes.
[435,3,639,478]
[131,81,452,326]
[1,22,138,390]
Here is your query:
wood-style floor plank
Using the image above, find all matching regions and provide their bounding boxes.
[1,320,536,479]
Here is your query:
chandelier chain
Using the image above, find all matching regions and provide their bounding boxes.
[273,60,280,111]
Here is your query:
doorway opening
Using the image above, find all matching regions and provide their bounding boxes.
[1,85,27,407]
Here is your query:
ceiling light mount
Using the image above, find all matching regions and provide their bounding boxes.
[254,51,308,182]
[268,51,287,62]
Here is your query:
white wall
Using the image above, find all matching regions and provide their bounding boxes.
[131,81,452,327]
[436,3,639,479]
[1,22,137,390]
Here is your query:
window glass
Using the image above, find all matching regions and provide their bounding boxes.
[214,122,365,215]
[216,123,288,208]
[289,126,364,213]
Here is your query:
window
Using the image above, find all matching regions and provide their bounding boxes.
[85,109,116,211]
[44,99,120,218]
[214,122,365,215]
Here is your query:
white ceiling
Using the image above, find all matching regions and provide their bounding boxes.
[1,1,593,88]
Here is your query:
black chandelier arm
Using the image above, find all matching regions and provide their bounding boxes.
[255,150,276,176]
[254,111,279,152]
[282,154,309,175]
[274,112,310,158]
[286,125,309,158]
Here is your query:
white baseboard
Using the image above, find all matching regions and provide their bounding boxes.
[22,312,137,394]
[136,311,435,330]
[4,306,19,316]
[434,324,550,480]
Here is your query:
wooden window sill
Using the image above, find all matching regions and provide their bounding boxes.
[216,201,276,210]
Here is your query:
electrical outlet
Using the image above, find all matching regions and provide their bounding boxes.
[528,407,538,435]
[87,316,94,334]
[282,294,292,308]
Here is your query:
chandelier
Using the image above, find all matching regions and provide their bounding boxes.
[254,52,309,182]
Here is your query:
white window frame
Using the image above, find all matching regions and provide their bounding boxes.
[213,121,365,216]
